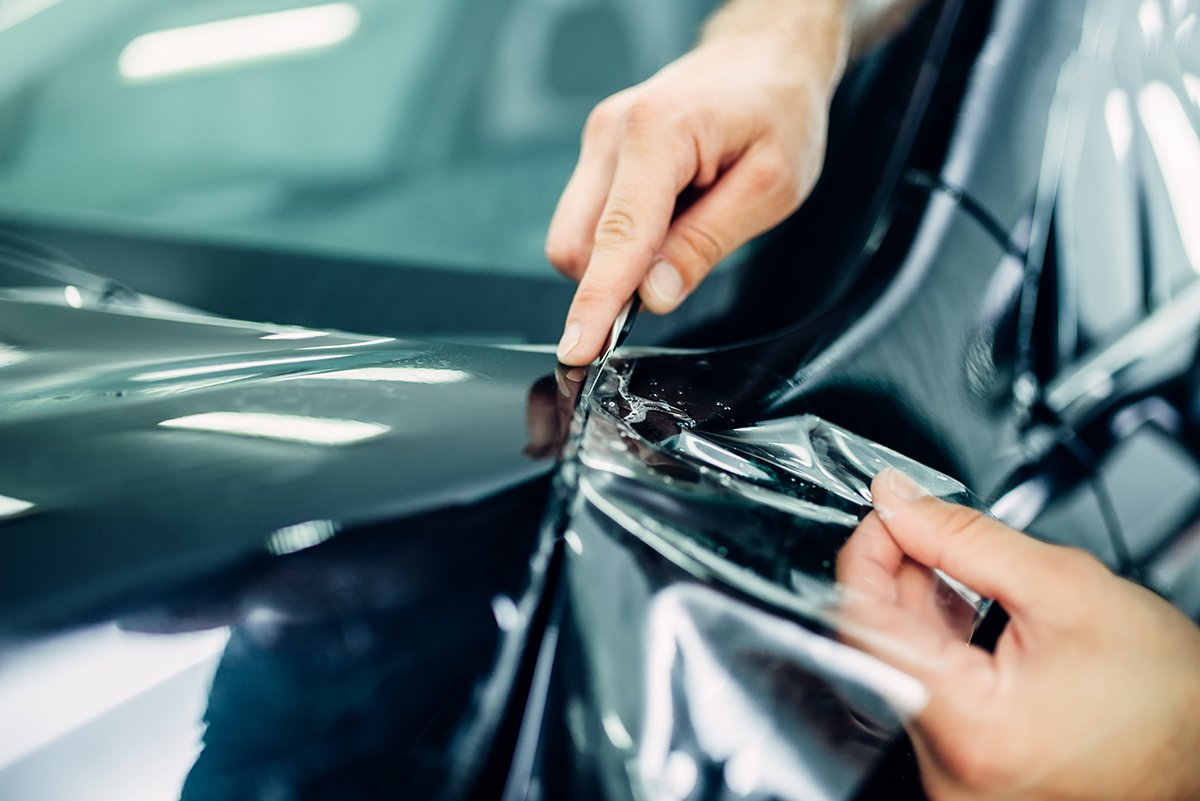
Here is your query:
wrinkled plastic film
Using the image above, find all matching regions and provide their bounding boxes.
[546,357,992,801]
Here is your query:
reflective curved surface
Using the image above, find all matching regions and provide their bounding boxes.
[3,0,1200,799]
[510,363,989,801]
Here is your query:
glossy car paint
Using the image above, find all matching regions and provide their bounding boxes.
[1,0,1199,800]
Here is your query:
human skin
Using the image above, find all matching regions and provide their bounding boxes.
[546,0,924,366]
[838,469,1200,801]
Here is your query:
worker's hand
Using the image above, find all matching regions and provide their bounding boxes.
[840,469,1200,801]
[546,1,849,365]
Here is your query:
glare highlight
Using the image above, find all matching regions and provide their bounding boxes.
[260,330,328,341]
[0,624,228,770]
[133,354,349,382]
[159,411,389,445]
[62,285,83,309]
[0,494,35,520]
[300,367,472,384]
[1139,81,1200,271]
[1105,89,1133,162]
[266,520,338,555]
[0,0,64,33]
[118,3,361,82]
[0,344,27,369]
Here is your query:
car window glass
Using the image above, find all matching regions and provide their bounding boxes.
[0,0,716,276]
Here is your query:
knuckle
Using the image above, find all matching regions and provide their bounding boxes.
[544,240,581,273]
[623,96,674,135]
[593,206,641,248]
[938,504,990,544]
[584,98,620,138]
[1052,546,1108,582]
[673,221,726,269]
[944,741,1014,789]
[570,283,612,314]
[750,153,804,207]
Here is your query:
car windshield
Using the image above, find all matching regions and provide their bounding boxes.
[0,0,714,278]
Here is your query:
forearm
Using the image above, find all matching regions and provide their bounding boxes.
[699,0,851,97]
[700,0,927,79]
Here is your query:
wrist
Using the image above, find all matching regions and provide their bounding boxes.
[699,0,850,99]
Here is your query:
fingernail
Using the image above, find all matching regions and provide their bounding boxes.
[645,260,684,307]
[557,322,582,362]
[883,468,929,502]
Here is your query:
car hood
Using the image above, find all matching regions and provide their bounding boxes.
[0,296,556,628]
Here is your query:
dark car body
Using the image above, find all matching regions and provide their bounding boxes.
[1,0,1199,799]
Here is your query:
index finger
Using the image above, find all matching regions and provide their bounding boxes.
[556,125,692,365]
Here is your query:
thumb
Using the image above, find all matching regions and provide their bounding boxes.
[869,469,1063,619]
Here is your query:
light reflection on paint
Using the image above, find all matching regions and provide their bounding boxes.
[63,285,83,309]
[490,595,521,632]
[1140,0,1166,41]
[601,711,634,750]
[0,623,229,770]
[0,345,27,368]
[1105,88,1133,162]
[0,494,35,520]
[1138,81,1200,271]
[132,353,350,382]
[266,519,338,555]
[301,337,397,350]
[0,0,63,33]
[118,3,360,82]
[299,367,472,384]
[159,411,389,445]
[260,331,328,341]
[1184,73,1200,108]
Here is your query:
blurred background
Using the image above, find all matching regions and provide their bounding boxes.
[0,0,715,289]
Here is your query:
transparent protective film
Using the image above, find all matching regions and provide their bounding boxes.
[536,357,991,801]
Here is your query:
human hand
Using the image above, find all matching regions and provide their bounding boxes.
[840,469,1200,801]
[546,0,850,365]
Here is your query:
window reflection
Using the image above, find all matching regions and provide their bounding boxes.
[1139,80,1200,271]
[0,0,63,33]
[118,4,360,82]
[132,354,350,383]
[295,366,472,384]
[159,411,389,445]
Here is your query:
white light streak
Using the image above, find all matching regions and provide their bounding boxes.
[266,519,338,555]
[490,595,521,632]
[300,367,472,384]
[62,285,83,309]
[0,0,64,33]
[0,345,27,368]
[601,711,634,750]
[1105,88,1133,162]
[564,530,584,555]
[301,337,397,350]
[133,353,349,382]
[159,411,389,445]
[0,494,34,520]
[0,624,229,769]
[1184,73,1200,109]
[260,330,328,341]
[1139,81,1200,271]
[118,3,360,82]
[664,751,699,800]
[1140,0,1166,41]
